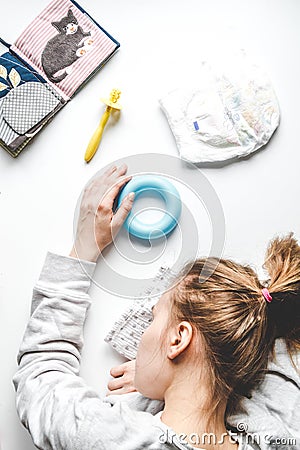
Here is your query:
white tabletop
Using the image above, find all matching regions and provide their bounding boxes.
[1,0,300,448]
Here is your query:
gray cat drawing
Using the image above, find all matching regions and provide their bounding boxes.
[41,8,92,83]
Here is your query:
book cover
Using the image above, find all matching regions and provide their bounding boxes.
[0,0,120,157]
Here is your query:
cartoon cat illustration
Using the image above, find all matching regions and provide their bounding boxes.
[41,8,92,83]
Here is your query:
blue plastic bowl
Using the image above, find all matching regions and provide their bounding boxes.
[117,175,182,240]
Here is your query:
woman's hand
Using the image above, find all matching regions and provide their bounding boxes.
[70,163,134,262]
[106,360,137,396]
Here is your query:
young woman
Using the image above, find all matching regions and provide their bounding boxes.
[13,164,300,450]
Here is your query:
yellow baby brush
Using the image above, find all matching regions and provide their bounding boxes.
[84,88,122,163]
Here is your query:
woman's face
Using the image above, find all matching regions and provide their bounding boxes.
[134,292,172,400]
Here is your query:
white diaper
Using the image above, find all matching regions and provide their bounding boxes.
[159,51,280,163]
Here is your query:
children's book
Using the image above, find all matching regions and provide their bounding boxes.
[0,0,120,157]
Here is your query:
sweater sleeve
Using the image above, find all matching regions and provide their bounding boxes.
[12,252,109,450]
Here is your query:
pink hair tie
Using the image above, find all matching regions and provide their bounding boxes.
[262,288,272,303]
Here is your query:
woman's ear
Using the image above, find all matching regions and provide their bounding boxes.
[167,321,193,360]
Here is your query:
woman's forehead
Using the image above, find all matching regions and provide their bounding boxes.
[157,290,172,309]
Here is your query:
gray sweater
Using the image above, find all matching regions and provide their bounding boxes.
[13,252,300,450]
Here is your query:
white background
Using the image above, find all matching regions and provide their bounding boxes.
[1,0,300,448]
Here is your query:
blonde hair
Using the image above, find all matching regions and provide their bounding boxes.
[170,232,300,421]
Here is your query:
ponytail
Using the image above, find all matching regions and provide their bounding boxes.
[262,232,300,358]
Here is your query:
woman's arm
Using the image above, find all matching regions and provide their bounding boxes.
[13,252,99,449]
[13,164,137,449]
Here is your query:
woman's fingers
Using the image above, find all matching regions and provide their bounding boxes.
[107,375,135,392]
[103,163,127,183]
[107,377,124,391]
[89,163,128,191]
[106,360,137,396]
[107,374,137,396]
[110,163,128,179]
[104,164,117,177]
[101,175,132,210]
[91,164,131,210]
[110,365,125,377]
[106,388,124,396]
[111,192,135,235]
[106,386,136,396]
[85,164,117,190]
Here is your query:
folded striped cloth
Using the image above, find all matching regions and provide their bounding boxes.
[104,265,177,360]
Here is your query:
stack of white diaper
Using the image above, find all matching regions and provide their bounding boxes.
[159,51,280,163]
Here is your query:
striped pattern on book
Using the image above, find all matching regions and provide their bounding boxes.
[11,0,119,99]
